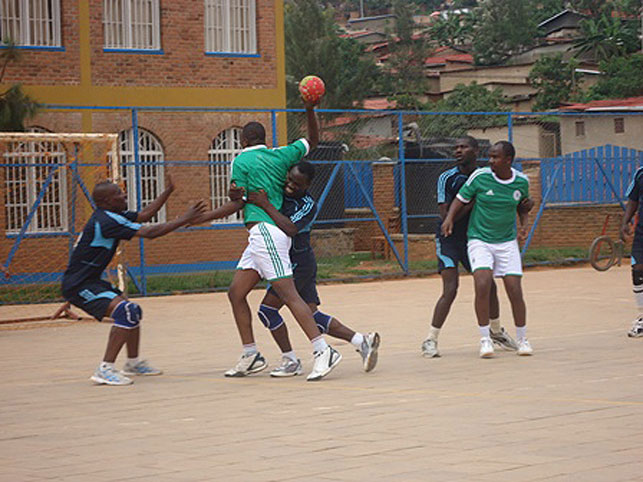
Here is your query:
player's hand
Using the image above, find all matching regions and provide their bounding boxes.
[620,223,632,242]
[518,225,529,243]
[183,200,207,224]
[441,219,453,237]
[228,182,245,202]
[247,189,269,208]
[518,197,534,214]
[303,97,319,109]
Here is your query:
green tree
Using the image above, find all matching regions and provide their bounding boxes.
[472,0,537,65]
[584,54,643,100]
[421,82,508,137]
[573,14,640,62]
[530,0,566,25]
[529,54,579,111]
[429,10,475,47]
[383,0,430,109]
[284,0,379,108]
[0,42,39,131]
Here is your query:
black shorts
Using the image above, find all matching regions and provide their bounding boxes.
[63,279,122,321]
[632,228,643,266]
[267,252,320,305]
[435,235,471,273]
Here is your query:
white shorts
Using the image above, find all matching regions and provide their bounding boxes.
[237,222,293,281]
[467,239,523,277]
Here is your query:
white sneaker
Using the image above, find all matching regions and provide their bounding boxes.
[358,332,380,372]
[224,352,267,377]
[270,357,303,377]
[517,338,534,356]
[479,337,494,358]
[421,338,440,358]
[490,327,519,351]
[90,365,133,386]
[121,359,162,376]
[627,317,643,338]
[307,346,342,381]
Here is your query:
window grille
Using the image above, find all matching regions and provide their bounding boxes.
[0,0,61,47]
[204,0,256,54]
[103,0,160,50]
[209,127,242,224]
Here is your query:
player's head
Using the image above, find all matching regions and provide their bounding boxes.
[454,136,479,166]
[93,181,127,212]
[489,140,515,174]
[284,161,315,198]
[241,122,266,147]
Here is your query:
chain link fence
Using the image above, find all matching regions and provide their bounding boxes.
[1,106,642,316]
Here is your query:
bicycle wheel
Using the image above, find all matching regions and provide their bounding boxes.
[589,235,616,272]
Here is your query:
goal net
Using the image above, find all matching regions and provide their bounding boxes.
[0,133,123,322]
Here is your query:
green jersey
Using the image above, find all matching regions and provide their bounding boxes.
[231,139,310,226]
[456,167,529,244]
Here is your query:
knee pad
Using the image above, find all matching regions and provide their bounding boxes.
[258,304,284,331]
[112,301,142,329]
[633,268,643,287]
[313,311,332,334]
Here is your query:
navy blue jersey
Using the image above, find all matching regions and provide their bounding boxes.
[627,167,643,229]
[436,166,469,240]
[280,192,317,263]
[62,209,141,293]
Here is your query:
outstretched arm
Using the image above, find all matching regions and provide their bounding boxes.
[137,174,175,223]
[247,190,297,237]
[303,99,319,150]
[190,200,245,225]
[136,200,207,239]
[441,198,466,237]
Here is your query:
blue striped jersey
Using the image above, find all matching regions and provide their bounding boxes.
[436,166,469,240]
[280,192,317,258]
[627,167,643,227]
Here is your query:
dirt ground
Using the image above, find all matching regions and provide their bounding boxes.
[1,265,642,481]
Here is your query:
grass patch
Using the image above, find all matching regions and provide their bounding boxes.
[523,246,588,264]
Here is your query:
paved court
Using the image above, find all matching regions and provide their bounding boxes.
[1,265,642,481]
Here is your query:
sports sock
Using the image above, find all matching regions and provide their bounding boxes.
[243,343,258,356]
[282,350,298,362]
[350,332,364,348]
[127,357,139,366]
[635,291,643,316]
[311,336,329,353]
[479,325,490,338]
[428,326,441,341]
[516,326,527,340]
[489,318,501,334]
[100,361,115,370]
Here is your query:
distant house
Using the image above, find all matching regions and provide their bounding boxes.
[347,14,396,35]
[537,9,587,39]
[558,97,643,153]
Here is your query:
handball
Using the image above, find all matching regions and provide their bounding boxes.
[298,75,325,103]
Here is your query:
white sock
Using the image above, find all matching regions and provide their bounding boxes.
[282,350,298,362]
[243,343,258,356]
[634,286,643,316]
[489,318,501,334]
[479,325,490,338]
[428,326,441,341]
[516,326,527,340]
[350,332,364,348]
[100,361,114,370]
[127,357,139,366]
[311,336,329,353]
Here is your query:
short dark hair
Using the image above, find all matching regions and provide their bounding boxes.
[242,122,266,144]
[495,140,515,160]
[293,161,315,182]
[92,181,117,204]
[458,135,479,150]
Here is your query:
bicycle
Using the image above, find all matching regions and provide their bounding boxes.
[589,213,626,272]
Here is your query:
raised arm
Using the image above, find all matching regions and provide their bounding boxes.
[303,99,319,150]
[137,174,175,223]
[247,190,298,237]
[135,200,207,239]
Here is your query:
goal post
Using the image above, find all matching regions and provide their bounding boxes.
[0,132,125,323]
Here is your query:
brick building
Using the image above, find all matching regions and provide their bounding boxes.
[0,0,288,290]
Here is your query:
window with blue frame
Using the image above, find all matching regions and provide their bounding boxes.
[204,0,257,56]
[0,0,61,47]
[103,0,161,51]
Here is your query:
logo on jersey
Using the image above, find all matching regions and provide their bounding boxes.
[485,189,494,196]
[513,190,521,201]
